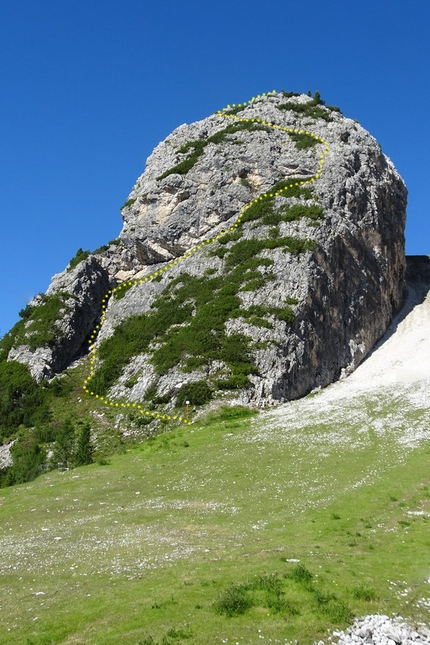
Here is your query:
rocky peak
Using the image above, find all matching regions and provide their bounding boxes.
[1,90,407,411]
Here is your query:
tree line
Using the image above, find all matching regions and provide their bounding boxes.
[0,417,94,488]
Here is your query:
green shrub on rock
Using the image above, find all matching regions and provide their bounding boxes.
[68,248,90,271]
[4,432,46,486]
[176,381,212,406]
[288,131,319,149]
[0,361,50,439]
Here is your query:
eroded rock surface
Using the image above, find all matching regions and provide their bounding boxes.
[8,256,110,380]
[4,92,407,406]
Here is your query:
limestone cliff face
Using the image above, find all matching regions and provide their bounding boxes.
[7,257,110,381]
[4,91,407,407]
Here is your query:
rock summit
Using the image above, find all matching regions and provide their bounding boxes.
[2,91,407,410]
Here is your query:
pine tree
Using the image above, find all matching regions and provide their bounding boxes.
[75,421,94,467]
[8,434,46,484]
[53,417,75,469]
[313,90,324,106]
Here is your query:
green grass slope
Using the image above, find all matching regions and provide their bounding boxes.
[1,385,429,645]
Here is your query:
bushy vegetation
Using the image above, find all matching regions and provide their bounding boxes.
[0,352,82,445]
[69,239,121,263]
[281,90,301,98]
[93,238,121,254]
[89,248,299,399]
[221,104,247,116]
[120,197,137,210]
[239,176,315,226]
[68,247,91,271]
[242,303,296,325]
[74,421,94,466]
[176,381,212,407]
[113,281,135,300]
[157,121,272,181]
[240,272,275,292]
[288,131,320,149]
[271,178,314,199]
[213,564,353,623]
[157,139,207,180]
[124,373,141,388]
[0,432,46,487]
[0,355,103,488]
[88,297,194,395]
[217,228,243,244]
[52,416,75,468]
[239,197,273,224]
[151,300,251,380]
[1,292,75,352]
[277,100,333,121]
[222,236,315,270]
[281,203,325,223]
[0,321,24,362]
[213,583,255,617]
[0,361,51,441]
[277,90,339,122]
[25,292,74,349]
[233,175,324,234]
[0,415,94,488]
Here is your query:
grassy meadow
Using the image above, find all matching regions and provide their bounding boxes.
[0,385,429,645]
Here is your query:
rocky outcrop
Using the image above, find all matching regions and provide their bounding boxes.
[4,91,407,408]
[0,440,16,470]
[8,256,110,381]
[94,92,406,407]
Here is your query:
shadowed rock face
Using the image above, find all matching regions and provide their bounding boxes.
[8,256,110,381]
[5,92,407,405]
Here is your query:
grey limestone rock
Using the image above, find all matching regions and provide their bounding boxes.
[8,256,110,381]
[0,440,16,469]
[5,91,407,407]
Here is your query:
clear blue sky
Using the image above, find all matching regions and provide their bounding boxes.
[1,0,429,337]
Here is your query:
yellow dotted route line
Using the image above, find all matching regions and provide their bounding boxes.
[83,90,330,425]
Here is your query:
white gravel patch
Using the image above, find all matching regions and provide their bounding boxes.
[327,613,430,645]
[249,280,430,452]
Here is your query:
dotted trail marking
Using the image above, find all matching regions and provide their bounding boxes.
[83,91,330,425]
